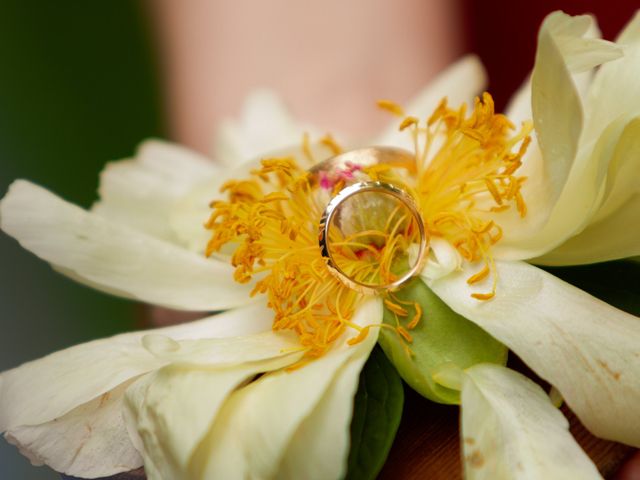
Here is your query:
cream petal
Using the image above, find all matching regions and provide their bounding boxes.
[590,116,640,222]
[376,55,487,150]
[494,112,627,260]
[546,13,621,74]
[504,76,531,126]
[584,12,640,142]
[168,158,259,254]
[0,302,274,431]
[214,89,313,166]
[277,335,373,479]
[0,180,250,310]
[534,115,640,265]
[491,14,583,257]
[192,299,381,480]
[535,194,640,265]
[5,380,142,479]
[92,140,217,244]
[124,355,301,480]
[141,330,300,367]
[461,364,601,479]
[496,13,623,259]
[528,13,584,218]
[429,260,640,447]
[501,77,552,252]
[419,237,462,282]
[495,113,624,260]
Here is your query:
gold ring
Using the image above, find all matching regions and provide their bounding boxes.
[312,148,427,295]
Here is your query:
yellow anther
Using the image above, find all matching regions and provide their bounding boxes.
[427,98,449,126]
[319,134,343,155]
[399,116,419,131]
[461,128,485,143]
[397,326,413,343]
[384,299,409,317]
[484,178,503,205]
[302,132,314,164]
[406,302,422,330]
[466,264,490,285]
[377,99,405,117]
[347,326,371,346]
[471,291,495,301]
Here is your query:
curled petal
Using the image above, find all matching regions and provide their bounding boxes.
[191,299,381,480]
[0,302,275,431]
[545,12,622,73]
[419,237,462,282]
[536,195,640,265]
[5,380,142,479]
[0,180,250,311]
[430,260,640,447]
[497,12,623,259]
[277,342,371,480]
[124,353,301,480]
[461,364,601,479]
[584,12,640,142]
[538,117,640,265]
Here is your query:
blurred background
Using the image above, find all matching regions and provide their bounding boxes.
[0,0,637,478]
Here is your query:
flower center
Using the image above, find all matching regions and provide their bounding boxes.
[206,93,531,355]
[205,158,386,358]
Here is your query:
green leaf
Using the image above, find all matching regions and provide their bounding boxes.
[345,346,404,480]
[378,277,507,405]
[542,259,640,316]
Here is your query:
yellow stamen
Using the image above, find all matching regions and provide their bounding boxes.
[377,99,405,117]
[466,264,490,285]
[397,326,413,343]
[407,302,422,330]
[302,132,314,164]
[471,292,495,300]
[384,299,408,317]
[399,116,419,131]
[208,94,531,358]
[319,134,343,155]
[378,92,531,301]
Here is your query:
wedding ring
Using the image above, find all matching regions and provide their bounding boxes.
[312,148,427,295]
[309,146,417,186]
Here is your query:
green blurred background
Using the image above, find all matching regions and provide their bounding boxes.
[0,1,164,478]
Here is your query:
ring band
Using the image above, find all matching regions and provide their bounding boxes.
[317,178,427,295]
[308,146,417,188]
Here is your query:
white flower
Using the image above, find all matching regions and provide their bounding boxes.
[0,9,639,480]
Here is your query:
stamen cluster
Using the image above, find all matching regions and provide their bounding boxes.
[206,159,367,358]
[207,93,531,354]
[378,93,531,299]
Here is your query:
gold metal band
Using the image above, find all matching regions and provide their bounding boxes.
[318,180,427,295]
